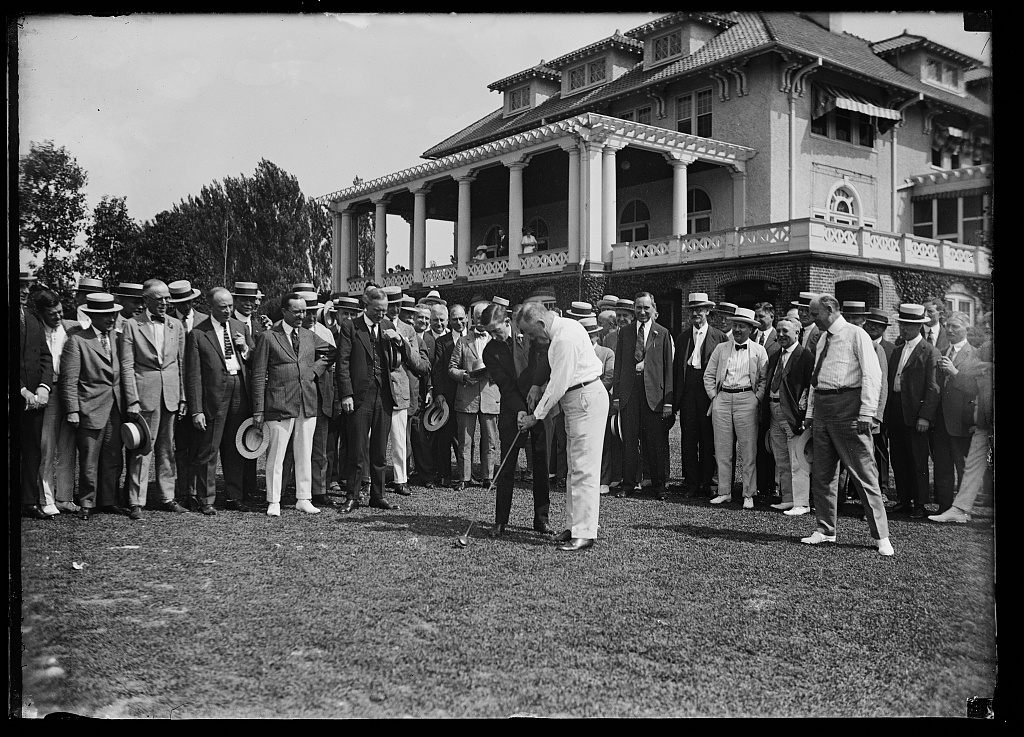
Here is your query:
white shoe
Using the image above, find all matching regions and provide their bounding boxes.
[927,507,970,524]
[743,498,754,509]
[876,537,895,556]
[600,485,610,495]
[784,506,810,516]
[266,503,281,517]
[801,531,836,545]
[41,504,60,516]
[770,502,794,511]
[55,500,81,513]
[295,499,321,514]
[710,494,730,505]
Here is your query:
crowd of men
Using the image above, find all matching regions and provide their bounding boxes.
[19,270,993,556]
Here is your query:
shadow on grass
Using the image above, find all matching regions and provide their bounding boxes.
[629,520,871,551]
[335,512,555,547]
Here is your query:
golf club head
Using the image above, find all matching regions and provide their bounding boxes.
[456,520,474,547]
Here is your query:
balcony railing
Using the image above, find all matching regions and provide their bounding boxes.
[468,255,509,281]
[520,247,569,274]
[423,264,457,286]
[611,219,991,276]
[382,270,413,288]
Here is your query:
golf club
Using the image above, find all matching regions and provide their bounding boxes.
[456,520,474,547]
[455,422,525,547]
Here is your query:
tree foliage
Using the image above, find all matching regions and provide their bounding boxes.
[76,195,140,287]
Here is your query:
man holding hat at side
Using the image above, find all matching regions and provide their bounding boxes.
[186,286,256,514]
[703,307,769,509]
[885,303,941,520]
[59,293,127,520]
[801,294,893,556]
[672,292,727,499]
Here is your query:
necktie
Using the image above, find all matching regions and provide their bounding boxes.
[771,352,787,392]
[735,343,747,350]
[291,329,300,357]
[759,331,766,345]
[810,333,832,387]
[634,324,645,363]
[927,327,934,344]
[100,332,109,356]
[223,323,234,358]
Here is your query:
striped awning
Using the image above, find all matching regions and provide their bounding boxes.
[814,84,903,123]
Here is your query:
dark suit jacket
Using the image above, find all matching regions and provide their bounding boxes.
[483,337,527,416]
[613,320,673,412]
[252,323,335,420]
[186,317,254,418]
[21,310,55,405]
[336,315,405,410]
[936,342,979,436]
[920,323,950,353]
[672,324,727,409]
[431,331,462,405]
[886,339,940,426]
[59,325,122,429]
[177,308,209,333]
[755,326,781,361]
[760,344,813,434]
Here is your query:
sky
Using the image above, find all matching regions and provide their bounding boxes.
[16,11,992,272]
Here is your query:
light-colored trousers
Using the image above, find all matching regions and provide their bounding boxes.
[768,402,809,508]
[561,380,608,540]
[711,390,758,499]
[39,396,76,506]
[265,412,317,503]
[950,428,990,514]
[390,408,409,484]
[128,402,177,506]
[456,411,498,482]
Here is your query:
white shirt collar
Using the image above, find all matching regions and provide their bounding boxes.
[693,323,706,336]
[282,321,296,336]
[782,342,796,356]
[903,333,922,352]
[951,338,968,352]
[234,310,251,323]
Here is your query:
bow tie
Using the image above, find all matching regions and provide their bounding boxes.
[150,314,165,323]
[735,344,747,350]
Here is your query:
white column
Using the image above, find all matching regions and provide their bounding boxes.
[506,161,526,273]
[564,143,580,264]
[890,127,899,232]
[601,145,618,263]
[668,154,693,235]
[583,140,604,264]
[730,168,747,229]
[373,196,388,284]
[337,209,353,292]
[412,186,428,283]
[456,175,474,279]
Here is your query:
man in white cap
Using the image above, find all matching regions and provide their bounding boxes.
[703,307,769,509]
[672,292,727,499]
[111,282,146,335]
[885,303,941,520]
[517,302,609,551]
[60,293,127,520]
[802,294,893,556]
[74,277,106,329]
[231,281,269,340]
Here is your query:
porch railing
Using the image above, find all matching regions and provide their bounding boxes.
[422,264,457,286]
[468,255,509,281]
[382,270,413,288]
[520,247,569,274]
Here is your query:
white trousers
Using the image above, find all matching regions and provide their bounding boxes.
[39,395,77,506]
[560,380,608,540]
[951,428,990,514]
[265,412,317,503]
[389,408,409,484]
[768,402,809,508]
[711,390,758,498]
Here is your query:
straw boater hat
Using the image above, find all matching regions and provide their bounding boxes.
[730,307,759,327]
[167,280,201,303]
[579,315,602,335]
[687,292,716,309]
[383,285,404,304]
[791,291,817,308]
[291,282,315,293]
[20,271,37,284]
[418,289,447,306]
[235,417,270,460]
[615,298,634,312]
[609,412,622,441]
[112,282,145,299]
[422,395,451,432]
[80,292,121,313]
[714,301,739,316]
[793,429,814,475]
[895,303,928,323]
[400,304,418,317]
[231,281,264,298]
[567,301,594,319]
[841,300,868,316]
[76,277,105,294]
[475,244,489,253]
[120,415,153,457]
[597,294,619,310]
[491,296,510,308]
[298,292,320,310]
[864,307,891,326]
[334,296,362,314]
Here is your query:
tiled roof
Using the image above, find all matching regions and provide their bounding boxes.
[625,11,735,40]
[423,11,990,160]
[488,64,560,92]
[870,32,983,67]
[544,32,642,70]
[965,67,991,83]
[869,33,924,54]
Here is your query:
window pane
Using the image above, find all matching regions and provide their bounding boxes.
[589,61,606,83]
[927,59,941,80]
[637,106,652,125]
[677,95,692,121]
[913,223,933,238]
[635,225,649,240]
[696,90,712,116]
[962,195,984,218]
[950,153,960,169]
[697,113,712,138]
[858,115,874,147]
[569,67,585,89]
[835,110,852,142]
[932,148,943,166]
[677,119,692,134]
[962,220,983,246]
[654,36,669,60]
[936,198,958,235]
[811,115,828,136]
[913,199,933,224]
[620,111,634,122]
[691,217,711,233]
[669,32,681,56]
[689,188,711,211]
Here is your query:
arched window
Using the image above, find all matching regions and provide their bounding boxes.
[526,217,549,251]
[944,283,981,325]
[619,200,651,242]
[688,188,711,233]
[829,187,857,226]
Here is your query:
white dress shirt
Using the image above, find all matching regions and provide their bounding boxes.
[689,324,707,369]
[947,338,967,359]
[44,322,68,377]
[149,311,165,360]
[532,315,603,421]
[893,334,922,392]
[770,343,797,399]
[234,309,253,335]
[723,339,754,389]
[805,315,881,421]
[212,318,242,373]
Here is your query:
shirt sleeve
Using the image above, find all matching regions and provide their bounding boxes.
[532,337,572,421]
[855,327,881,420]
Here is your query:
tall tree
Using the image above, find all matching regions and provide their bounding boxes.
[19,140,89,304]
[76,195,140,287]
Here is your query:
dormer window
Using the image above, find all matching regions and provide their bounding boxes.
[507,85,530,114]
[653,30,682,62]
[567,59,608,93]
[924,56,962,93]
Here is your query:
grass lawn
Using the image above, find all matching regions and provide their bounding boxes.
[17,427,998,718]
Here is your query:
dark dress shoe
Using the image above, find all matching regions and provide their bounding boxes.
[557,537,594,552]
[98,505,126,515]
[554,529,572,543]
[340,499,359,514]
[654,487,668,501]
[311,495,337,507]
[78,508,92,521]
[910,505,927,519]
[422,480,435,489]
[127,506,143,520]
[24,505,56,520]
[490,523,506,538]
[224,499,253,513]
[201,505,216,516]
[391,484,411,496]
[890,501,913,515]
[480,478,493,489]
[534,521,555,535]
[451,480,465,492]
[369,499,400,510]
[163,500,188,513]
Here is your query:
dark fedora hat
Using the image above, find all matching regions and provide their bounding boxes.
[864,307,891,326]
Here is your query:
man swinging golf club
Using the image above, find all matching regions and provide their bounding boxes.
[517,301,608,551]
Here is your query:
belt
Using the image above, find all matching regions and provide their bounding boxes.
[226,370,238,376]
[815,386,859,395]
[567,378,597,393]
[770,397,781,403]
[721,386,752,393]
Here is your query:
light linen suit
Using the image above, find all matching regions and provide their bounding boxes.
[449,331,501,483]
[120,311,186,506]
[704,339,769,498]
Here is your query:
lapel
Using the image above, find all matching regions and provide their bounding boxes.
[951,342,972,369]
[513,335,528,376]
[204,320,227,367]
[136,313,160,354]
[84,328,114,368]
[354,316,374,357]
[272,324,295,360]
